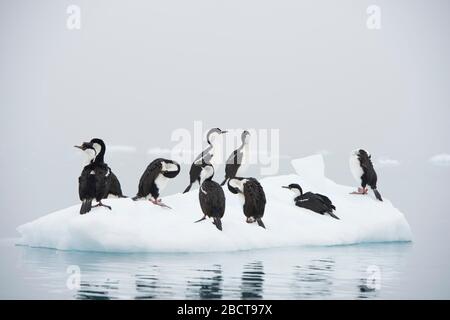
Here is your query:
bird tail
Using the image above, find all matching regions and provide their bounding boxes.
[183,184,192,194]
[373,189,383,201]
[328,211,340,220]
[220,178,227,186]
[80,199,92,215]
[213,218,222,231]
[256,218,266,229]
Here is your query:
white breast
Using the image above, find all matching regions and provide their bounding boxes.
[154,174,169,192]
[236,145,250,176]
[349,154,363,182]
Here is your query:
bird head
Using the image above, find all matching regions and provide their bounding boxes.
[74,138,105,163]
[241,130,250,145]
[282,183,303,196]
[206,128,227,144]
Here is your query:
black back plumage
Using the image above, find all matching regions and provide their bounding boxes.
[135,158,180,200]
[358,150,383,201]
[199,179,226,230]
[242,178,266,221]
[228,177,266,228]
[285,184,339,219]
[295,192,338,217]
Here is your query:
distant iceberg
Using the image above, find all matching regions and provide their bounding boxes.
[16,155,412,253]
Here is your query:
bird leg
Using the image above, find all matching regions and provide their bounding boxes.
[194,215,207,223]
[150,198,172,209]
[350,187,369,195]
[92,201,112,211]
[246,217,256,223]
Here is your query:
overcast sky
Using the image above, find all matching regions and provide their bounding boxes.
[0,0,449,237]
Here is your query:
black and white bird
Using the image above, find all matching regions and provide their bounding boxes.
[183,128,227,193]
[220,130,250,186]
[349,149,383,201]
[133,158,180,209]
[227,177,266,228]
[75,138,124,215]
[195,163,226,231]
[282,184,339,219]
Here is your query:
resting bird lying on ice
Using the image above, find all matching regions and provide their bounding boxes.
[282,183,339,219]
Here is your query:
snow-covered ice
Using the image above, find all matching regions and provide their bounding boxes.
[16,155,412,253]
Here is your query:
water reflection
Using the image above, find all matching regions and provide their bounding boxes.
[291,258,334,298]
[7,242,412,299]
[135,265,174,299]
[185,265,223,299]
[76,279,119,300]
[241,261,264,299]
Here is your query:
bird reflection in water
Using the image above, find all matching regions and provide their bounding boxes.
[241,261,265,299]
[75,279,119,300]
[185,264,223,299]
[134,265,173,299]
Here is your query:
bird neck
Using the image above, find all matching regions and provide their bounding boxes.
[93,151,105,164]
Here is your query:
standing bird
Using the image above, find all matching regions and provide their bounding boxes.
[195,164,226,231]
[75,138,124,215]
[349,149,383,201]
[220,130,251,186]
[228,177,266,228]
[133,158,180,209]
[183,128,227,193]
[282,184,339,219]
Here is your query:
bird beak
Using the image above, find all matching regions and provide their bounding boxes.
[74,145,83,150]
[282,186,290,189]
[221,130,228,134]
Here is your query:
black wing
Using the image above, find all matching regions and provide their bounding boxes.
[94,164,110,201]
[78,165,95,201]
[107,170,124,197]
[136,158,163,198]
[314,193,336,210]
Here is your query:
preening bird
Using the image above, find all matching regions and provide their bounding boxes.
[220,130,251,186]
[75,138,124,215]
[195,163,226,231]
[349,149,383,201]
[133,158,180,209]
[227,177,266,228]
[183,128,227,193]
[282,183,339,219]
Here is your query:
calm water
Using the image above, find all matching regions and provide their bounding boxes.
[1,238,448,300]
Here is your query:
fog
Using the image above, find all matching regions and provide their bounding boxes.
[1,0,449,238]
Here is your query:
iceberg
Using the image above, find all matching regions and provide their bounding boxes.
[16,155,412,253]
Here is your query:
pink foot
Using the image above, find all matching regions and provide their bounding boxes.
[150,198,172,209]
[350,187,367,195]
